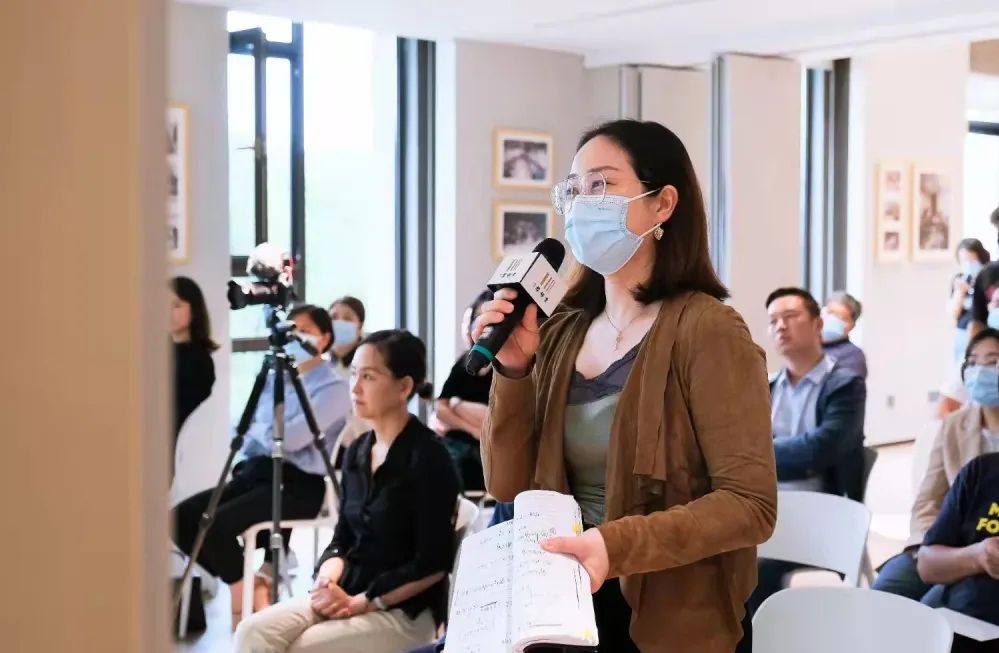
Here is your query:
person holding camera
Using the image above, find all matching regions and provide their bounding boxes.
[172,304,351,629]
[234,330,459,653]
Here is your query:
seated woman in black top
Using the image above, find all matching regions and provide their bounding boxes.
[234,329,460,653]
[170,276,217,460]
[918,452,999,652]
[431,290,494,492]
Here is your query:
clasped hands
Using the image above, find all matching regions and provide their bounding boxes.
[309,576,371,619]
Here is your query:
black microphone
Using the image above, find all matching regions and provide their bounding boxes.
[464,238,566,375]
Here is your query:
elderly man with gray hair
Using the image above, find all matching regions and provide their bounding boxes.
[821,291,868,379]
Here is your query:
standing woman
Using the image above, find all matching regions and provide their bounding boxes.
[170,276,218,455]
[950,239,990,362]
[476,120,777,653]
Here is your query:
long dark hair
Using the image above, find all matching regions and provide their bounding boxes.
[358,330,434,400]
[171,276,218,351]
[956,238,991,265]
[562,120,727,318]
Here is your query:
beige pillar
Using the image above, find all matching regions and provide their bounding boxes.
[0,1,169,651]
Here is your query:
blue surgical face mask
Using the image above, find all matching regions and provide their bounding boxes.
[965,365,999,407]
[962,260,984,279]
[286,336,318,362]
[988,309,999,330]
[332,319,358,347]
[564,190,663,276]
[821,314,848,343]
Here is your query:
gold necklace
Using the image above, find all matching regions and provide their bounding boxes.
[605,309,644,350]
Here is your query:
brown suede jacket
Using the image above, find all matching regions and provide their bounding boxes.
[482,291,778,653]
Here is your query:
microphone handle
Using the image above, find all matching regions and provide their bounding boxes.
[467,288,532,372]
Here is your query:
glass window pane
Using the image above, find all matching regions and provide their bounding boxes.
[303,24,398,330]
[964,131,999,260]
[227,11,292,42]
[266,58,292,257]
[228,54,256,256]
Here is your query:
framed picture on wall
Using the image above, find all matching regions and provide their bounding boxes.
[494,129,554,189]
[874,160,909,263]
[911,164,954,263]
[167,104,191,264]
[494,202,554,260]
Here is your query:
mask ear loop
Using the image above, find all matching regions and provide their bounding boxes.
[628,186,667,241]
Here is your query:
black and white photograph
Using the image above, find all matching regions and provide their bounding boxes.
[912,167,952,262]
[166,104,190,264]
[494,203,553,260]
[875,161,909,263]
[495,129,553,189]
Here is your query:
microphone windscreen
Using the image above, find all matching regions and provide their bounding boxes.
[532,238,566,270]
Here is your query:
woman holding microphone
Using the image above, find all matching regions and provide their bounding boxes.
[475,120,777,653]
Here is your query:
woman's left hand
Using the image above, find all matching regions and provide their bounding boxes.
[330,593,372,619]
[542,529,610,593]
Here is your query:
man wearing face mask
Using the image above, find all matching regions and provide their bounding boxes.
[967,209,999,340]
[172,303,351,626]
[873,328,999,603]
[821,291,868,380]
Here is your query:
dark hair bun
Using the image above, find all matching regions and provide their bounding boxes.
[415,381,435,400]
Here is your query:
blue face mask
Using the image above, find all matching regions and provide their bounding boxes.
[988,310,999,330]
[332,319,358,347]
[564,190,663,276]
[286,337,318,363]
[964,365,999,407]
[821,314,848,343]
[962,261,984,279]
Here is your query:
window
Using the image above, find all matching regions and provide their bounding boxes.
[964,122,999,260]
[226,13,399,417]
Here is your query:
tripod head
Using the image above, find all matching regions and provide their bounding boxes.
[264,306,319,359]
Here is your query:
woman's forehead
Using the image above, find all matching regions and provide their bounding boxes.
[570,136,630,175]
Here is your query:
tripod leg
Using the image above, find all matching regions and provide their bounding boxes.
[173,357,271,615]
[270,355,287,604]
[287,363,340,493]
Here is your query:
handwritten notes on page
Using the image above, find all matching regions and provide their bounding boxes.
[444,522,514,653]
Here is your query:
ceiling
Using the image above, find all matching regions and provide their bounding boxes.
[185,0,999,66]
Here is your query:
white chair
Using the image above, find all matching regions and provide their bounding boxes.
[754,587,952,653]
[240,436,343,619]
[454,496,480,540]
[757,491,871,586]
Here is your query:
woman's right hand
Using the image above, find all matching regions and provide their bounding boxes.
[471,288,540,376]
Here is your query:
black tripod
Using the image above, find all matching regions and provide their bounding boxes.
[173,310,340,618]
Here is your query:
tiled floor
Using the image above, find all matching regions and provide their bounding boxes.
[174,442,917,652]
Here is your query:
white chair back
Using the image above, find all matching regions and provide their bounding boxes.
[757,491,871,586]
[455,497,480,535]
[754,587,952,653]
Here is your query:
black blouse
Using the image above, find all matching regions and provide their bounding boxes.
[317,416,460,624]
[173,341,215,443]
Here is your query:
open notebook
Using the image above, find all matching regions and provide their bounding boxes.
[444,491,598,653]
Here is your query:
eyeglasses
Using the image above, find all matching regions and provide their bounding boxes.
[550,171,658,216]
[551,171,607,216]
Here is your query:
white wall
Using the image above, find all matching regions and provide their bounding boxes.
[168,1,231,499]
[847,43,969,445]
[434,40,589,382]
[639,66,711,213]
[722,54,803,365]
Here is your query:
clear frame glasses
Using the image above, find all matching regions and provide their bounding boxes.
[550,171,608,216]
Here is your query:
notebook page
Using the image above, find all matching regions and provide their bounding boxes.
[510,491,598,649]
[443,522,514,653]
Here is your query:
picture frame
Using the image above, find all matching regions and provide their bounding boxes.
[493,202,554,261]
[167,104,191,264]
[874,160,910,264]
[494,129,554,189]
[911,163,954,263]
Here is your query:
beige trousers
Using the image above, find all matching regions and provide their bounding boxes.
[233,596,436,653]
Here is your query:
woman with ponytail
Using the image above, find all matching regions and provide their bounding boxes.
[235,330,459,653]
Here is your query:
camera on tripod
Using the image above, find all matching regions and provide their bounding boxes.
[227,242,295,311]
